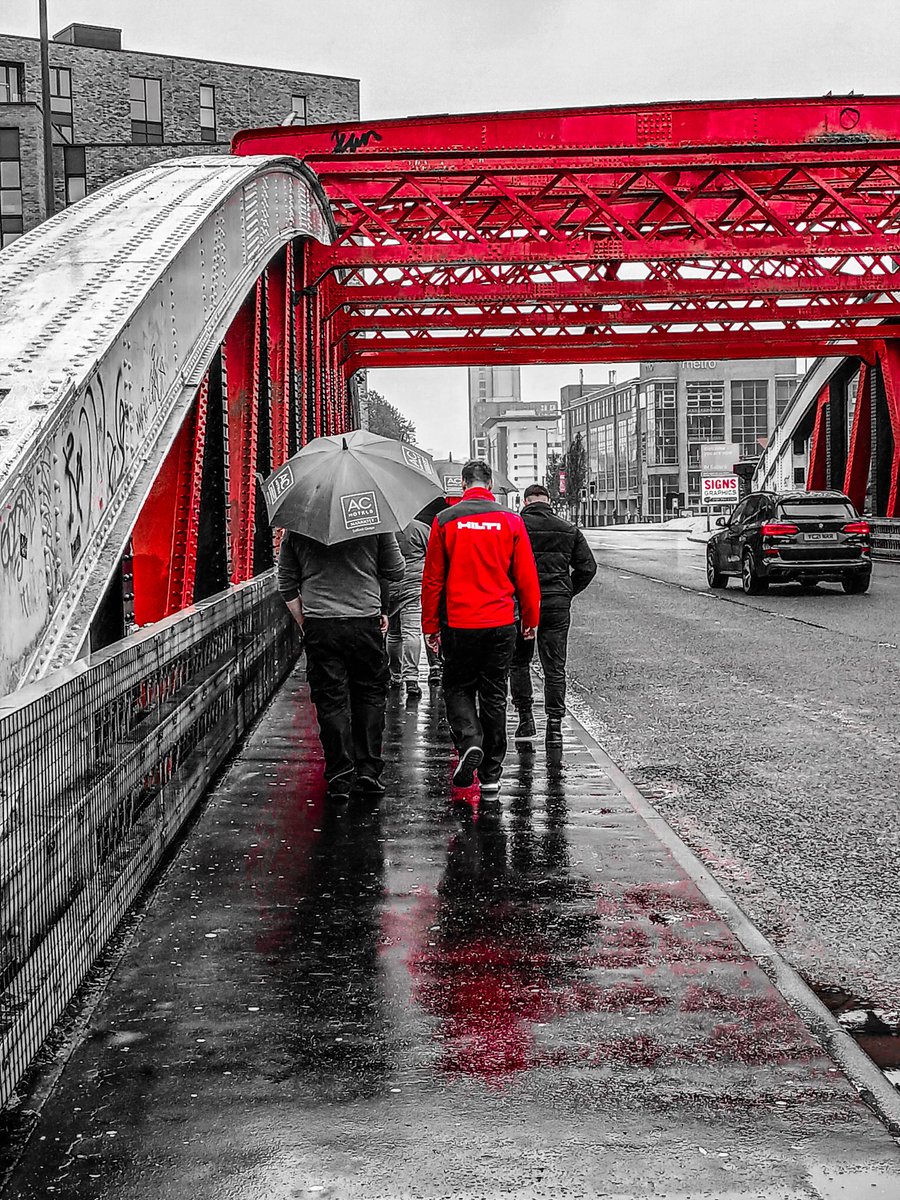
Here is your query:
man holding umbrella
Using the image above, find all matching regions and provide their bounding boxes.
[266,431,444,801]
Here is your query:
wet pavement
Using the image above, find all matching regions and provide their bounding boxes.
[572,529,900,1012]
[3,666,899,1198]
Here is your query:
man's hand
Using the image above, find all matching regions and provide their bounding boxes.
[425,632,441,654]
[522,626,537,641]
[379,614,389,636]
[286,596,304,628]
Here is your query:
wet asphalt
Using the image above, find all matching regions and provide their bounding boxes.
[2,660,898,1198]
[576,529,900,1007]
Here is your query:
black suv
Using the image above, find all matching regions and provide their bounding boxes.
[706,490,872,595]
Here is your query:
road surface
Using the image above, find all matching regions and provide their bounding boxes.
[569,528,900,1005]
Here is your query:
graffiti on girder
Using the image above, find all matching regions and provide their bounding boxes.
[330,128,383,154]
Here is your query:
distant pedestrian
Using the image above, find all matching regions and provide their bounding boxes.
[279,531,405,799]
[510,483,597,747]
[422,460,540,793]
[387,518,431,700]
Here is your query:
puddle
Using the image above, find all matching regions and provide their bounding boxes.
[811,984,900,1089]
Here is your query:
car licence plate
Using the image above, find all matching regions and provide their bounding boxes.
[804,532,838,542]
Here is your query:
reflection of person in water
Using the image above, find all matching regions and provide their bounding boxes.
[277,802,394,1100]
[413,789,598,1081]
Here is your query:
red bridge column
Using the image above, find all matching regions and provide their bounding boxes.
[878,342,900,518]
[843,363,872,512]
[131,375,209,625]
[806,385,830,491]
[223,281,262,583]
[266,247,290,472]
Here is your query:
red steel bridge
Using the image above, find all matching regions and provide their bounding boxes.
[4,95,900,1107]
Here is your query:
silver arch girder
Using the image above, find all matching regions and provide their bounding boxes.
[0,156,331,695]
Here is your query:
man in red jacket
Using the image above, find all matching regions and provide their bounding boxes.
[422,460,541,793]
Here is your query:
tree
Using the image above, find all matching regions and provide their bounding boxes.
[363,388,416,443]
[564,432,587,525]
[545,451,564,509]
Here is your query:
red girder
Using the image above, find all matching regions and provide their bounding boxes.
[233,97,900,366]
[844,363,872,510]
[223,281,262,584]
[806,386,830,491]
[880,342,900,516]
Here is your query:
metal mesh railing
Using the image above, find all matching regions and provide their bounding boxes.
[0,572,299,1109]
[870,519,900,560]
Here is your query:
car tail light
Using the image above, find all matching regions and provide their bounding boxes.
[842,520,870,535]
[761,522,799,536]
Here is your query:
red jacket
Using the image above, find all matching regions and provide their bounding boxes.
[421,487,541,633]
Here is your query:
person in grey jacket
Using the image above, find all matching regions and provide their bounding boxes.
[386,518,431,700]
[278,531,405,799]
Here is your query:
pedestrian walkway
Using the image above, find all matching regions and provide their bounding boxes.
[2,667,898,1199]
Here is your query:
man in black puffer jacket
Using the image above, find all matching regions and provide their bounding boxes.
[510,484,597,746]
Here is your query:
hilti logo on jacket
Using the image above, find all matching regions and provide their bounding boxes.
[421,487,541,633]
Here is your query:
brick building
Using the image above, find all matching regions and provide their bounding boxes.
[0,21,359,246]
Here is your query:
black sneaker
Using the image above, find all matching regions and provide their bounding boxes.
[480,776,502,795]
[514,712,537,743]
[354,774,386,796]
[406,680,423,700]
[452,745,483,788]
[389,675,402,689]
[545,718,564,747]
[428,665,443,684]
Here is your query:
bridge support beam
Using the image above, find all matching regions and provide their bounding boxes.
[806,386,830,492]
[843,363,872,513]
[131,375,208,626]
[877,343,900,518]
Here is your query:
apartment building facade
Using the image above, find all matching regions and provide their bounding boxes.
[0,22,359,246]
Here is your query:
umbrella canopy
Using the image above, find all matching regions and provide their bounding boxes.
[260,429,444,545]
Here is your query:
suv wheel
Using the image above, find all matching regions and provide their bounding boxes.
[842,574,871,595]
[741,549,769,596]
[706,547,728,589]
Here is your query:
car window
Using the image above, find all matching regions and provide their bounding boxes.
[729,500,748,524]
[741,496,761,523]
[778,499,855,520]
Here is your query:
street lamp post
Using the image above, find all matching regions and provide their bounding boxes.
[38,0,55,217]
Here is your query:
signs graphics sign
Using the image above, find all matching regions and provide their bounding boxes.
[701,475,739,504]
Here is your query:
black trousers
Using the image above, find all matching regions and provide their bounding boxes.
[509,605,571,719]
[442,625,517,782]
[303,616,389,788]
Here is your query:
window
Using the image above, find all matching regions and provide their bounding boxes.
[0,128,24,247]
[199,84,216,143]
[0,63,24,105]
[291,94,307,124]
[775,376,796,423]
[63,145,86,205]
[685,380,725,442]
[646,381,677,465]
[731,379,769,459]
[50,66,73,143]
[130,76,162,144]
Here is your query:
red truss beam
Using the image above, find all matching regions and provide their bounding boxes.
[235,98,900,366]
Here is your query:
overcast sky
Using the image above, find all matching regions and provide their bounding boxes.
[8,0,900,455]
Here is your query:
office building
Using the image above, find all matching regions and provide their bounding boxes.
[482,406,563,501]
[562,358,801,524]
[0,22,359,245]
